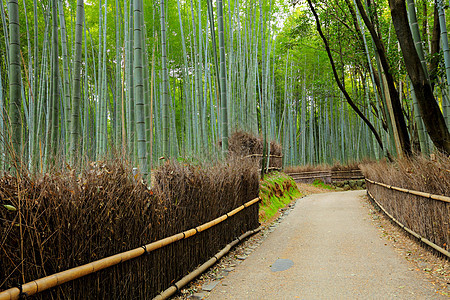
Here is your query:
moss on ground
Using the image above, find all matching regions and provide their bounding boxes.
[259,172,302,224]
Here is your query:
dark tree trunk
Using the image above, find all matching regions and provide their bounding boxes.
[429,5,440,90]
[355,0,412,156]
[389,0,450,154]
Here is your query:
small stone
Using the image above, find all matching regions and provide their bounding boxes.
[202,281,219,292]
[236,255,246,260]
[189,293,207,300]
[224,267,234,272]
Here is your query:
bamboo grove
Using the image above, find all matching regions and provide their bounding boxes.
[0,0,450,181]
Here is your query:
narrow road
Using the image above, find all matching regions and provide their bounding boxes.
[207,191,444,299]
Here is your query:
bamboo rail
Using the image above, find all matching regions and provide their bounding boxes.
[0,197,261,300]
[366,178,450,203]
[285,169,364,183]
[244,154,283,159]
[153,227,262,300]
[367,190,450,258]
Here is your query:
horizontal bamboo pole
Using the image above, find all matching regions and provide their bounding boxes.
[332,170,363,174]
[286,171,331,176]
[366,178,450,203]
[244,154,283,158]
[367,191,450,258]
[0,197,262,300]
[153,227,262,300]
[291,175,331,180]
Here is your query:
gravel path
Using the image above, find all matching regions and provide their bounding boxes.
[205,190,445,299]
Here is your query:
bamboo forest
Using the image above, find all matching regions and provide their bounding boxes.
[0,0,450,175]
[2,0,450,298]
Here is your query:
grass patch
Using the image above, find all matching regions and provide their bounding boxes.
[259,172,302,224]
[312,179,334,190]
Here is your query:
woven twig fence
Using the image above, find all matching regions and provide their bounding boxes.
[366,178,450,258]
[0,197,261,300]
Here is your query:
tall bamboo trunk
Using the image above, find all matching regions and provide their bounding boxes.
[8,0,22,159]
[50,0,60,159]
[70,0,84,161]
[217,0,228,155]
[160,0,170,158]
[133,0,147,176]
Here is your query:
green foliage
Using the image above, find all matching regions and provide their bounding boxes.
[259,171,301,223]
[312,178,334,190]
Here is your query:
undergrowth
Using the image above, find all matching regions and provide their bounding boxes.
[259,172,301,224]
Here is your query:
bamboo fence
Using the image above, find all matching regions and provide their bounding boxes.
[366,178,450,258]
[0,197,261,300]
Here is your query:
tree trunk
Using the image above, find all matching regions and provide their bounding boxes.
[389,0,450,154]
[355,0,412,157]
[429,5,440,90]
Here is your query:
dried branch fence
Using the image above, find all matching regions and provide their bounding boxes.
[0,197,261,300]
[0,158,260,299]
[366,178,450,258]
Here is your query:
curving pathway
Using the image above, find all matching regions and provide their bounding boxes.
[206,190,444,299]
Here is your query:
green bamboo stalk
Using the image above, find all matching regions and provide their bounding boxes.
[406,0,429,79]
[410,79,428,153]
[50,0,60,159]
[70,0,84,160]
[217,0,228,155]
[8,0,21,159]
[58,0,71,155]
[160,0,169,158]
[133,0,147,176]
[438,0,450,126]
[114,0,122,149]
[1,0,10,66]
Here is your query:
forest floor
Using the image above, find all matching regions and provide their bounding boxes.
[173,189,449,299]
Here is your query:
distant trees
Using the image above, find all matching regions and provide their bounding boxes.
[303,0,450,156]
[1,0,448,175]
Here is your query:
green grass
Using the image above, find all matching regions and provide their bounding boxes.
[312,179,334,190]
[259,172,302,224]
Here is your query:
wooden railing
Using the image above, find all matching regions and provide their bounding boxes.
[285,169,364,184]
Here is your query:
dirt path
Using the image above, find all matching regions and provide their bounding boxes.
[206,191,445,299]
